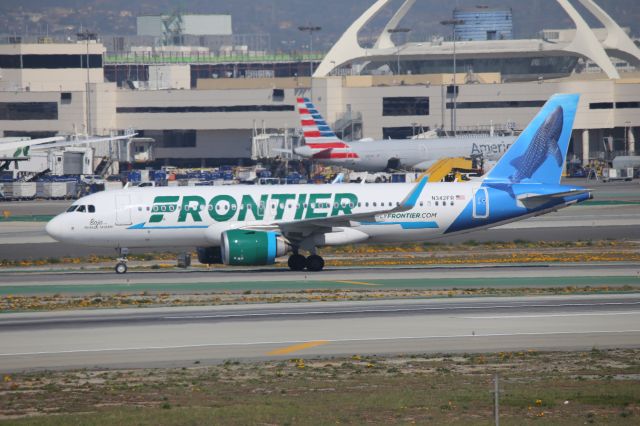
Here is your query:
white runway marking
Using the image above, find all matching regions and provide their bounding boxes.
[461,312,640,319]
[1,329,639,358]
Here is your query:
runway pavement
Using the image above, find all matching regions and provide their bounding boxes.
[1,294,638,371]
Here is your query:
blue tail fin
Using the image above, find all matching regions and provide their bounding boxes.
[485,93,579,185]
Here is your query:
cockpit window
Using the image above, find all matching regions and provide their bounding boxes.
[88,205,95,213]
[66,206,78,212]
[77,205,86,213]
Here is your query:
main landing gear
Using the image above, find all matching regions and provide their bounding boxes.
[287,251,325,272]
[115,247,129,274]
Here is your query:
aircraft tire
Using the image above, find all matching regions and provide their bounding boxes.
[287,254,306,271]
[115,262,128,274]
[306,255,325,272]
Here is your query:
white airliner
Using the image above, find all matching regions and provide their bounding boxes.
[0,132,136,171]
[46,94,590,274]
[293,97,517,171]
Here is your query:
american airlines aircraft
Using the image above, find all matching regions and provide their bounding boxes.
[46,94,590,274]
[293,98,517,171]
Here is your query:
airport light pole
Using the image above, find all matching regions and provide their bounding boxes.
[298,25,322,78]
[387,28,411,75]
[440,19,464,136]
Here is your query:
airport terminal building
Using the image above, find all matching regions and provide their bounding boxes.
[0,0,639,169]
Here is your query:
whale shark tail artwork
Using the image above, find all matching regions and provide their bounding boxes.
[485,93,579,187]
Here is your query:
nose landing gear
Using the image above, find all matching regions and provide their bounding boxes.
[115,247,129,274]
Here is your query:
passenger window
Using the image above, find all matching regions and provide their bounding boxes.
[77,205,86,213]
[88,205,95,213]
[373,202,377,207]
[435,201,439,206]
[419,202,423,207]
[66,206,78,212]
[450,201,454,206]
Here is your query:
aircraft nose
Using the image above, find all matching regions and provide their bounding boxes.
[45,216,65,242]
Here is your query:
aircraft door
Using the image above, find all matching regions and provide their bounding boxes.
[472,187,489,219]
[115,194,132,226]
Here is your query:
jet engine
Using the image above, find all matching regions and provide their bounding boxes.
[221,229,290,266]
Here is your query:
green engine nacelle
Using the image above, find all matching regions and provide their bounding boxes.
[221,230,290,266]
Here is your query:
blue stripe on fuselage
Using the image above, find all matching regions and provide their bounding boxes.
[127,223,208,230]
[360,221,439,229]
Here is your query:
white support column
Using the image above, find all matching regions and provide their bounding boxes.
[577,0,640,66]
[555,0,620,79]
[373,0,416,49]
[582,129,590,165]
[314,0,394,77]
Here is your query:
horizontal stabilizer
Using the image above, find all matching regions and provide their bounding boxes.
[517,189,591,209]
[311,147,334,159]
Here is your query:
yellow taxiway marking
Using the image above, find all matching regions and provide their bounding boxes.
[334,280,382,286]
[267,340,329,356]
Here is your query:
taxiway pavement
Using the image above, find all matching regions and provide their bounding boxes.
[0,263,638,295]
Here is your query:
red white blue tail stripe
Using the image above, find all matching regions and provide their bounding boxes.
[296,97,358,159]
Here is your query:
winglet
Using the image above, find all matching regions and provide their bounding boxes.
[398,176,428,210]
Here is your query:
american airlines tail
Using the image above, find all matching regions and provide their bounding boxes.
[295,97,358,160]
[484,93,579,186]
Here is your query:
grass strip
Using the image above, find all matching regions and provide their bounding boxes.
[2,349,639,424]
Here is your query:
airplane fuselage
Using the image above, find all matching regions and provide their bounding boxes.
[298,136,516,171]
[46,182,588,250]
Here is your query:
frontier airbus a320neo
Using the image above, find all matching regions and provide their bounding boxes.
[46,94,590,274]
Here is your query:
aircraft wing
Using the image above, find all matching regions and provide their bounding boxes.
[411,160,437,170]
[0,137,65,154]
[243,177,428,235]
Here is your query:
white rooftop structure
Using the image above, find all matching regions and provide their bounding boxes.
[316,0,640,81]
